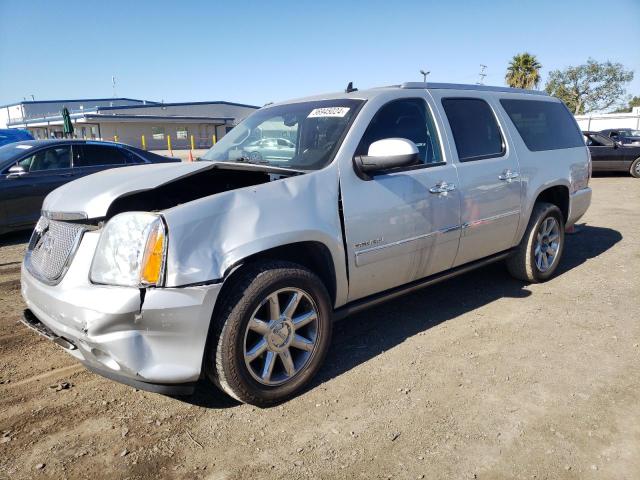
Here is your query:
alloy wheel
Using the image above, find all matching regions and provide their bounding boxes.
[243,288,319,386]
[534,217,560,273]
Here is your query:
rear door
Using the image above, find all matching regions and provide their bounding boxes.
[435,95,522,266]
[74,143,129,178]
[1,145,74,227]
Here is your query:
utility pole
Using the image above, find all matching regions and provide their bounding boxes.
[477,64,487,85]
[112,76,117,98]
[420,69,430,83]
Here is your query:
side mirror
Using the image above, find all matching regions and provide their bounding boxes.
[6,165,27,178]
[353,138,419,179]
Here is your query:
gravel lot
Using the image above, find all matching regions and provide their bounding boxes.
[0,176,638,480]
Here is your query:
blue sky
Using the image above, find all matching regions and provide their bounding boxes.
[1,0,639,107]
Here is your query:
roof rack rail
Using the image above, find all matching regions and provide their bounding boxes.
[400,82,548,96]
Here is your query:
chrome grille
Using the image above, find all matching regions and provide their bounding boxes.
[26,217,87,284]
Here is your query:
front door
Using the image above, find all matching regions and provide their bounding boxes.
[341,97,461,302]
[436,95,522,266]
[586,133,627,171]
[1,145,74,228]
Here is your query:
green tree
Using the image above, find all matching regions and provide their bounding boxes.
[545,59,634,114]
[613,95,640,113]
[505,53,542,90]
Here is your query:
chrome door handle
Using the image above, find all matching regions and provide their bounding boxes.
[498,170,520,181]
[429,181,456,194]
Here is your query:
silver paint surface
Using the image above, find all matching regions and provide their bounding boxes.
[22,83,593,387]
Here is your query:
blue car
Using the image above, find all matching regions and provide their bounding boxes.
[0,129,34,147]
[0,140,180,235]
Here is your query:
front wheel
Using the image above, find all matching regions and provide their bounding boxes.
[207,261,332,406]
[506,202,565,283]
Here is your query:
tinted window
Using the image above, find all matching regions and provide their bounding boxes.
[26,146,72,171]
[500,99,584,151]
[442,98,504,161]
[76,145,128,167]
[357,98,442,165]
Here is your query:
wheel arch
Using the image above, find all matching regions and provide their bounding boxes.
[516,182,570,245]
[534,185,569,223]
[218,240,339,310]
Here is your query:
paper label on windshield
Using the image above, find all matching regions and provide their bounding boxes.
[308,107,350,118]
[15,145,33,149]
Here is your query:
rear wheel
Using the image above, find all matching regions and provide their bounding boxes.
[207,261,332,406]
[506,202,565,283]
[630,158,640,178]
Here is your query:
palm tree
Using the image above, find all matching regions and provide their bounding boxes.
[506,53,542,90]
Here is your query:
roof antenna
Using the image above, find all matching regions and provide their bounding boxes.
[345,81,358,93]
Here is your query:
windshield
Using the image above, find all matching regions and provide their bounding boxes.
[619,130,640,136]
[201,99,364,170]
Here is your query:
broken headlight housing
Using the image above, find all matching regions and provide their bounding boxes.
[90,212,167,287]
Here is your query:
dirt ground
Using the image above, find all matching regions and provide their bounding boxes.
[0,176,638,480]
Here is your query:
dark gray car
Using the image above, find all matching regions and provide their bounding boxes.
[0,140,179,235]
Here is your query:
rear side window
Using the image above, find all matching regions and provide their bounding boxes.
[76,145,128,167]
[500,99,584,151]
[442,98,504,161]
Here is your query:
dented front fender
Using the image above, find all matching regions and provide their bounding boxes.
[161,164,348,305]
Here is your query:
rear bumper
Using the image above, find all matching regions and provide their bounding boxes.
[20,231,222,393]
[567,187,592,227]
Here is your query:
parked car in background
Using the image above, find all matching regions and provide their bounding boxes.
[583,131,640,178]
[20,82,592,406]
[0,128,34,147]
[241,137,296,162]
[600,128,640,146]
[0,140,179,235]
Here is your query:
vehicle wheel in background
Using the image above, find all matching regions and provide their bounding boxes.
[207,261,332,406]
[506,202,565,283]
[630,158,640,178]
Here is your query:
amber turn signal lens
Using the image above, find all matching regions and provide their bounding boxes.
[140,221,165,285]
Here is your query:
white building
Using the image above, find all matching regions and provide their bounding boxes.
[574,106,640,132]
[0,97,258,150]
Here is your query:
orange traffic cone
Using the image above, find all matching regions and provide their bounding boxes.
[188,150,194,162]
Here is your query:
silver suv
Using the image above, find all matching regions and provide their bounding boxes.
[20,83,592,406]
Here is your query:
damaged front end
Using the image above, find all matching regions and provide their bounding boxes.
[20,159,343,393]
[21,162,292,392]
[21,219,222,393]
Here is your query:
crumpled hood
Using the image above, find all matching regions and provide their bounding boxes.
[43,162,212,218]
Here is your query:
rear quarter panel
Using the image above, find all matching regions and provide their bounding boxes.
[493,95,589,243]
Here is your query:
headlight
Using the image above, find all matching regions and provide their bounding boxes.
[90,212,167,287]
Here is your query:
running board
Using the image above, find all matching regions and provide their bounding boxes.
[333,249,514,321]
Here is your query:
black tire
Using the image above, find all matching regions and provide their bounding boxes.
[206,261,332,406]
[506,202,565,283]
[630,158,640,178]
